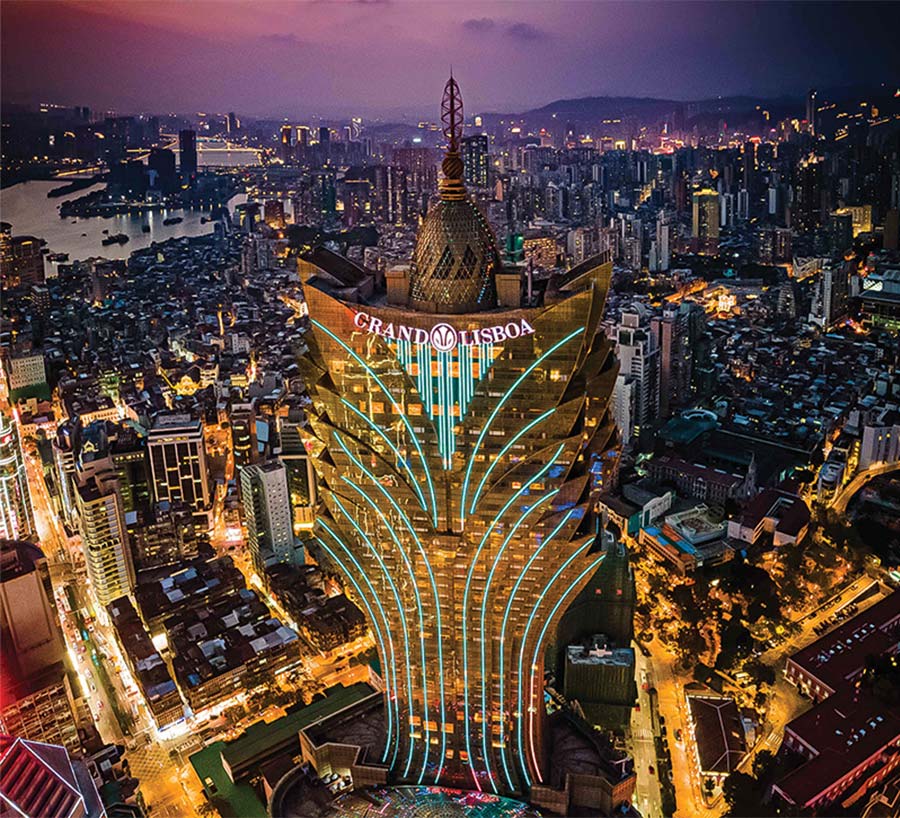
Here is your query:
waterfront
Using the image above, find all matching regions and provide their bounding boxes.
[0,180,247,263]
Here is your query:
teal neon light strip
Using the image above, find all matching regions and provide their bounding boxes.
[324,499,417,778]
[387,339,493,471]
[314,532,397,765]
[526,555,606,782]
[496,509,579,791]
[311,318,438,526]
[469,407,557,515]
[333,432,445,783]
[478,488,560,790]
[514,544,603,787]
[338,397,428,512]
[460,328,584,528]
[461,446,565,792]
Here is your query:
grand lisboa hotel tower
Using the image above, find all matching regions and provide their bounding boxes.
[297,75,622,813]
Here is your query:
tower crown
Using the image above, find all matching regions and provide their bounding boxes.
[408,75,500,313]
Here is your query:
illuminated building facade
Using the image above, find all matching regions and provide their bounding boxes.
[299,77,619,797]
[0,410,34,541]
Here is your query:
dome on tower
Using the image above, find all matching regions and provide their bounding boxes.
[407,75,501,314]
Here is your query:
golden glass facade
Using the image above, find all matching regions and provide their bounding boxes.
[299,259,619,797]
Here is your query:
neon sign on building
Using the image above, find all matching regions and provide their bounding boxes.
[352,311,535,351]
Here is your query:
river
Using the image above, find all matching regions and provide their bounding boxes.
[0,180,248,264]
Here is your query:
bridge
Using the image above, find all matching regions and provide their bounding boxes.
[830,460,900,515]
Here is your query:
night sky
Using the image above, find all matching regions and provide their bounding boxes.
[2,1,898,119]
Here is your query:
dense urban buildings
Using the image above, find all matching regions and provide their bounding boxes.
[1,5,899,816]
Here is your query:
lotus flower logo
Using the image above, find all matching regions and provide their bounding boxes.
[429,323,458,352]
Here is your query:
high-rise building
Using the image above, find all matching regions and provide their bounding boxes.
[226,112,240,133]
[240,460,299,578]
[692,189,720,255]
[612,373,637,446]
[651,305,692,418]
[299,76,620,797]
[0,410,34,542]
[75,467,134,608]
[280,124,294,163]
[0,234,45,289]
[147,414,210,529]
[616,310,660,434]
[0,540,81,753]
[461,134,489,188]
[806,88,818,136]
[148,147,177,194]
[178,129,197,184]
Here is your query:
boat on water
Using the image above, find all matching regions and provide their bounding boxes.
[142,225,151,233]
[162,216,183,226]
[48,252,69,262]
[101,233,129,246]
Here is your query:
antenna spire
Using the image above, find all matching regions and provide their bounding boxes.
[440,74,466,200]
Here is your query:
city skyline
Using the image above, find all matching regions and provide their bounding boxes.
[2,1,899,118]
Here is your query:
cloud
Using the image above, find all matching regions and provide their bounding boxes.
[259,33,303,46]
[461,18,549,42]
[505,22,548,42]
[462,17,497,32]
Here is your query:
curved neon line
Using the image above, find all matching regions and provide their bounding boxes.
[461,446,565,791]
[526,555,606,781]
[496,508,579,791]
[460,328,584,528]
[478,488,560,790]
[325,497,417,778]
[314,532,397,765]
[335,432,447,783]
[311,317,438,526]
[333,433,442,783]
[469,407,557,514]
[338,397,428,512]
[515,539,597,787]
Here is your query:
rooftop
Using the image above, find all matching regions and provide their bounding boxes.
[687,693,747,775]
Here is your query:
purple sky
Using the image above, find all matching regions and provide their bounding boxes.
[2,1,897,119]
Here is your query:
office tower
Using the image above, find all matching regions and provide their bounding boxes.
[0,541,80,752]
[280,124,294,163]
[692,189,720,255]
[278,412,318,533]
[300,75,619,795]
[795,155,825,232]
[240,460,299,578]
[759,226,792,265]
[296,125,310,148]
[178,129,197,184]
[616,310,660,434]
[461,134,489,188]
[230,401,256,467]
[0,234,45,289]
[264,200,286,229]
[885,209,900,251]
[318,126,330,145]
[0,410,34,541]
[651,305,691,418]
[75,467,134,608]
[147,414,210,529]
[0,735,104,817]
[720,192,735,229]
[737,188,750,221]
[829,212,854,255]
[809,261,851,329]
[148,147,177,194]
[226,111,239,133]
[652,216,671,272]
[806,88,818,136]
[612,373,637,446]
